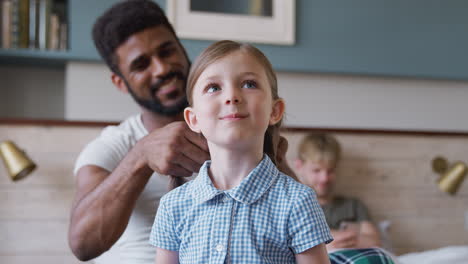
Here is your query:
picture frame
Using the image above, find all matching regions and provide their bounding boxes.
[167,0,295,45]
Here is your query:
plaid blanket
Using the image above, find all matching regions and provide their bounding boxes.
[329,248,396,264]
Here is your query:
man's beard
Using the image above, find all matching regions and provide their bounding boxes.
[124,71,188,116]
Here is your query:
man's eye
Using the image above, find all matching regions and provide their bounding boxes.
[159,47,175,58]
[242,80,257,89]
[132,58,150,71]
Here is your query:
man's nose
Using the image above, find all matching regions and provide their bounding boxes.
[150,56,170,78]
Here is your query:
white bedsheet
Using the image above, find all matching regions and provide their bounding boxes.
[398,245,468,264]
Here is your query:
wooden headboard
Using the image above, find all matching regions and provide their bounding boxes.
[282,129,468,254]
[1,122,467,263]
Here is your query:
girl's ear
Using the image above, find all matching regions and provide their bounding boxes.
[184,107,201,133]
[269,98,285,125]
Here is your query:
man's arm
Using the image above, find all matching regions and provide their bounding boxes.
[295,244,330,264]
[68,152,153,261]
[68,122,209,261]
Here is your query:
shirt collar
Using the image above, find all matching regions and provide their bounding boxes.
[190,155,279,205]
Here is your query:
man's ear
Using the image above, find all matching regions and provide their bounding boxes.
[184,107,201,133]
[269,98,285,125]
[111,73,129,94]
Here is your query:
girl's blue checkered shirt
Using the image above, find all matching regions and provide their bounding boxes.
[150,155,333,263]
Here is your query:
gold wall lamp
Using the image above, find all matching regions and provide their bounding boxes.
[432,156,467,195]
[0,140,36,181]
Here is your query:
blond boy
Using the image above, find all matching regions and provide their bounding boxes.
[295,133,381,250]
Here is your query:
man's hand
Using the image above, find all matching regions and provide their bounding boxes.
[327,229,359,250]
[136,122,209,187]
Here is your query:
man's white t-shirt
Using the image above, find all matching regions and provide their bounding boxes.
[74,114,169,264]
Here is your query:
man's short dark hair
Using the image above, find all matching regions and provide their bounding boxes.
[92,0,177,75]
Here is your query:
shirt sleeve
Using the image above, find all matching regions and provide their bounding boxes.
[288,188,333,254]
[149,197,180,251]
[73,126,133,175]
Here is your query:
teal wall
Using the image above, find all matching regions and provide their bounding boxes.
[70,0,468,80]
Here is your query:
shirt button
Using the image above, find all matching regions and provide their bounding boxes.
[216,244,224,252]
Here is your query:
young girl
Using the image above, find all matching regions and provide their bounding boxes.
[150,40,332,263]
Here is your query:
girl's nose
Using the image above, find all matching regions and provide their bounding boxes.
[225,88,242,105]
[225,98,240,104]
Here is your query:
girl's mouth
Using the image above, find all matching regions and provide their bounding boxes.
[220,113,249,120]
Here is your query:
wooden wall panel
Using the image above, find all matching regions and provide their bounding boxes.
[0,256,85,264]
[282,131,468,255]
[0,220,70,254]
[0,125,98,264]
[1,124,467,262]
[0,188,74,220]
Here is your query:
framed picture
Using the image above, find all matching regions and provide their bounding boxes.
[167,0,295,45]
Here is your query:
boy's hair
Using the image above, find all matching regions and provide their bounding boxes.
[298,133,341,168]
[92,0,177,76]
[186,40,282,164]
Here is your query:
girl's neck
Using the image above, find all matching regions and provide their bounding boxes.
[208,143,264,190]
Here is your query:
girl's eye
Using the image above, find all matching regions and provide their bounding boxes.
[206,84,220,93]
[242,80,257,89]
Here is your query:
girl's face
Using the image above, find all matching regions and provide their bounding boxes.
[184,50,284,150]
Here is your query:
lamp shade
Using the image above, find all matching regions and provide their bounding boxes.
[438,161,467,195]
[0,141,36,181]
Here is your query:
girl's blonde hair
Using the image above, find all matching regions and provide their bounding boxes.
[186,40,282,164]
